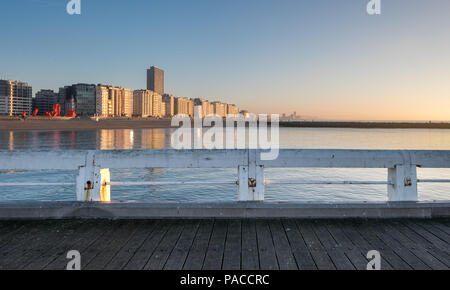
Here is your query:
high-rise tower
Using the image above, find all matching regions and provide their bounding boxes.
[146,66,164,96]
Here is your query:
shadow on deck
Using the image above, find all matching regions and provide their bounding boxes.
[0,218,449,270]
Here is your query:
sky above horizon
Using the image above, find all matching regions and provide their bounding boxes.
[1,0,450,121]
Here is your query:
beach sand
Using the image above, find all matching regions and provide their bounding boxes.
[0,118,175,131]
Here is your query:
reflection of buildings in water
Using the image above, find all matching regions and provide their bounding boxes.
[17,131,31,150]
[115,129,135,150]
[9,131,14,151]
[32,131,39,150]
[99,130,115,150]
[98,129,168,150]
[52,131,61,149]
[141,129,165,149]
[99,129,135,150]
[69,131,77,149]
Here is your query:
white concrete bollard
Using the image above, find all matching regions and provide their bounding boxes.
[76,166,110,202]
[387,165,418,202]
[75,152,110,202]
[238,150,265,201]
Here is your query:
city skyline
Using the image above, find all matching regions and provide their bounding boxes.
[1,0,450,120]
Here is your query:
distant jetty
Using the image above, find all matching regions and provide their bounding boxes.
[280,121,450,129]
[1,117,450,131]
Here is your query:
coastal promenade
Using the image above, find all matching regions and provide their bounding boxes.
[0,218,448,270]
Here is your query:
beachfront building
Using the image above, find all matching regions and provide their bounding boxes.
[193,98,213,118]
[95,85,110,117]
[133,89,163,118]
[58,83,96,116]
[33,90,58,115]
[0,80,32,116]
[188,99,194,117]
[133,90,153,117]
[162,94,174,117]
[227,104,239,115]
[160,103,166,117]
[174,97,194,117]
[212,101,227,118]
[174,97,187,115]
[152,91,163,117]
[147,66,164,96]
[111,87,123,117]
[122,88,133,117]
[96,85,134,117]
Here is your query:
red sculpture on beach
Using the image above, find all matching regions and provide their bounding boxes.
[67,109,77,117]
[43,104,61,117]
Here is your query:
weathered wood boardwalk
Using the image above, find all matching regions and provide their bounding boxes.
[0,219,449,270]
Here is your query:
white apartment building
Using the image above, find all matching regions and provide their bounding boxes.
[0,80,32,116]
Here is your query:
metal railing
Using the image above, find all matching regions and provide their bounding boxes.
[1,149,450,202]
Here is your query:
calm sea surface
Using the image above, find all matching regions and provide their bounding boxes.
[1,128,450,202]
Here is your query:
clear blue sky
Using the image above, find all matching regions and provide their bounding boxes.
[1,0,450,120]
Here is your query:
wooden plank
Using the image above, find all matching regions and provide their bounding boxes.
[0,221,58,269]
[26,220,109,270]
[0,222,26,247]
[8,220,82,270]
[295,220,335,270]
[268,220,297,270]
[145,220,185,270]
[413,220,450,251]
[352,220,408,270]
[44,220,112,270]
[84,221,138,270]
[203,220,228,270]
[105,220,157,270]
[382,221,447,270]
[183,220,214,270]
[390,220,450,268]
[402,220,449,251]
[281,219,316,270]
[370,221,430,270]
[222,220,242,270]
[326,221,372,270]
[0,221,39,250]
[81,221,133,270]
[430,220,450,235]
[164,220,200,270]
[124,220,170,270]
[311,220,354,270]
[255,220,279,270]
[337,220,374,252]
[241,219,260,270]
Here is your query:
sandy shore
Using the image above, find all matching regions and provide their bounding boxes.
[0,118,175,131]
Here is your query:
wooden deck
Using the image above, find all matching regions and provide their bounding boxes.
[0,219,449,270]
